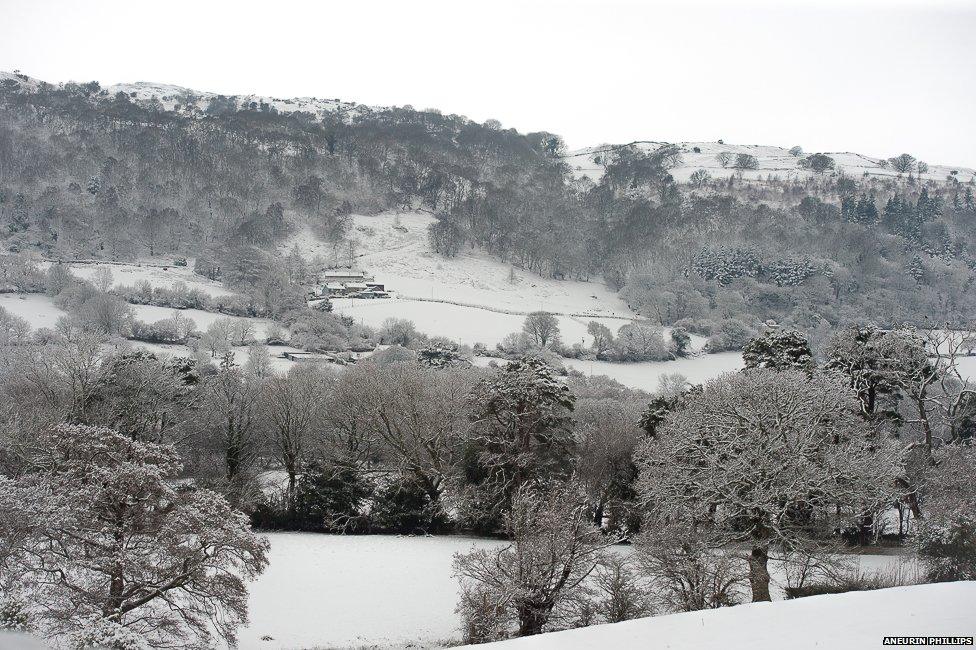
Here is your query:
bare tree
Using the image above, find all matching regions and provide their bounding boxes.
[635,519,745,612]
[198,364,264,504]
[453,484,615,639]
[575,397,642,529]
[715,151,733,168]
[352,361,477,505]
[92,266,113,293]
[636,369,900,602]
[522,311,561,349]
[586,321,614,357]
[262,364,333,505]
[689,169,711,189]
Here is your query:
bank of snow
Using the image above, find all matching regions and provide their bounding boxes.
[460,582,976,650]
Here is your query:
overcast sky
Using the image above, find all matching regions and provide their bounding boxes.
[1,0,974,166]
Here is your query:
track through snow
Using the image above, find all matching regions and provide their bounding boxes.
[459,582,976,650]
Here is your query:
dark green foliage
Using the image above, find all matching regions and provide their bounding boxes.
[742,329,814,371]
[670,327,691,357]
[252,463,374,533]
[799,153,835,173]
[693,246,761,284]
[295,462,374,533]
[466,358,576,518]
[370,476,449,534]
[638,385,702,439]
[418,343,470,368]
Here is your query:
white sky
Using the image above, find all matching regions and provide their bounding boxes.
[1,0,974,166]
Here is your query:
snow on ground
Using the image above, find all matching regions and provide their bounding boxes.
[460,582,976,650]
[476,351,745,393]
[129,304,277,339]
[563,141,976,184]
[240,533,925,650]
[0,293,66,329]
[561,352,745,392]
[239,533,501,650]
[53,260,236,297]
[335,296,631,348]
[125,340,301,375]
[282,214,636,318]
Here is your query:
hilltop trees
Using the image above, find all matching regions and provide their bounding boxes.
[734,153,759,170]
[889,153,917,174]
[0,424,268,648]
[636,369,900,601]
[799,153,835,174]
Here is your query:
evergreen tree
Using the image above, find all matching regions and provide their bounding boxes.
[742,329,814,372]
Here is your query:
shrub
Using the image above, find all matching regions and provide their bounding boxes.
[252,462,376,533]
[784,565,919,599]
[370,477,448,534]
[917,514,976,582]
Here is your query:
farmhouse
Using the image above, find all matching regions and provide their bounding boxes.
[318,270,390,298]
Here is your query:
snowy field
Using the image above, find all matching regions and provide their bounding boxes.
[282,213,635,318]
[129,303,277,339]
[461,581,976,650]
[240,532,924,650]
[53,260,236,297]
[0,293,66,329]
[563,141,976,184]
[335,296,633,348]
[475,352,745,393]
[561,351,745,392]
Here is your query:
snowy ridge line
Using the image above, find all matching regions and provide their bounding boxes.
[392,295,638,320]
[561,140,671,158]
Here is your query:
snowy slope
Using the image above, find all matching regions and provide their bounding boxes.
[56,260,236,297]
[5,70,972,182]
[460,582,976,650]
[564,140,976,184]
[282,212,639,347]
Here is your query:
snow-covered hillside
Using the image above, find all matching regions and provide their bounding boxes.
[461,582,976,650]
[7,71,971,184]
[104,81,372,119]
[564,140,976,184]
[1,69,372,119]
[282,212,640,348]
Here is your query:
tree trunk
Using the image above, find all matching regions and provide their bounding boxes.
[516,601,553,636]
[748,545,772,602]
